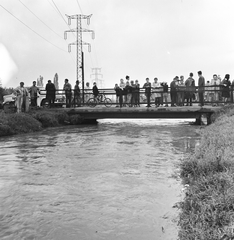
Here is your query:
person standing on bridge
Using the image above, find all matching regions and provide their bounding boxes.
[130,80,137,107]
[119,78,126,106]
[84,82,91,103]
[152,77,161,107]
[143,78,151,107]
[135,80,140,107]
[198,71,205,107]
[170,77,178,107]
[63,79,72,108]
[221,74,231,103]
[114,83,123,107]
[92,82,99,99]
[74,80,81,107]
[45,80,56,108]
[177,76,186,106]
[124,81,132,107]
[161,82,169,107]
[185,73,195,106]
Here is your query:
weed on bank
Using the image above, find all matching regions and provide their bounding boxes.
[178,108,234,240]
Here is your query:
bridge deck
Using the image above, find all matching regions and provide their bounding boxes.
[61,105,220,121]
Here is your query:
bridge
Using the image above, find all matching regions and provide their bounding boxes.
[62,105,221,125]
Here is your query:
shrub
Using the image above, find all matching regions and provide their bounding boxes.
[69,114,82,125]
[0,112,41,135]
[32,111,59,128]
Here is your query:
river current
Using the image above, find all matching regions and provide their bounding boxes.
[0,119,200,240]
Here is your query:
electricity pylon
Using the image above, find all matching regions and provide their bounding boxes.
[90,68,104,88]
[64,14,94,104]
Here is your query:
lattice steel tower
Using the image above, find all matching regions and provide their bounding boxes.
[64,14,94,84]
[90,68,104,88]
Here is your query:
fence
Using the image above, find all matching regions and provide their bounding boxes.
[38,85,234,107]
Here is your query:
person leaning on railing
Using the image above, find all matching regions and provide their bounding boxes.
[177,76,186,106]
[119,78,126,106]
[124,81,132,107]
[210,74,221,105]
[161,82,169,107]
[135,80,140,107]
[84,82,91,103]
[114,83,121,107]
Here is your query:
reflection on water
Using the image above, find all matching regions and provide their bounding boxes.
[0,119,200,240]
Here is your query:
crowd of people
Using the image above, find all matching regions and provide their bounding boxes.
[11,71,234,112]
[114,72,234,108]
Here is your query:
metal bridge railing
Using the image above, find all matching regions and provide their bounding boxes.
[38,85,234,107]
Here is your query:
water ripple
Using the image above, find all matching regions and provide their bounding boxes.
[0,119,200,240]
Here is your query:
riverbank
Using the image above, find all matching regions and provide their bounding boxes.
[0,109,83,137]
[178,105,234,240]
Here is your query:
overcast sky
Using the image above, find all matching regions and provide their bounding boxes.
[1,0,234,88]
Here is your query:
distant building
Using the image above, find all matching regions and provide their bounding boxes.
[37,75,44,87]
[53,73,59,90]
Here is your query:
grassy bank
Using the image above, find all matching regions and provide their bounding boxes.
[0,109,82,137]
[178,105,234,240]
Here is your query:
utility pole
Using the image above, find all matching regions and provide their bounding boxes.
[64,14,94,104]
[90,68,104,88]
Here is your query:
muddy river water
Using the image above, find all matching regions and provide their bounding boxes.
[0,119,200,240]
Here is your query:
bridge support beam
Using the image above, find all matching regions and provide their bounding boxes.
[195,115,202,125]
[207,113,212,125]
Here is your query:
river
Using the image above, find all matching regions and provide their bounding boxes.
[0,119,200,240]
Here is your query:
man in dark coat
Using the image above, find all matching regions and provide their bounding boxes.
[92,82,99,98]
[170,76,178,107]
[45,80,56,107]
[74,80,81,107]
[143,78,151,107]
[198,71,205,107]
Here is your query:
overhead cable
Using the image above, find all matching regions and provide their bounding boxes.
[0,4,66,52]
[51,0,76,38]
[18,0,63,39]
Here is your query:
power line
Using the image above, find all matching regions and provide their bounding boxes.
[85,0,99,67]
[51,0,76,39]
[0,4,67,52]
[75,0,83,14]
[51,0,69,26]
[18,0,63,39]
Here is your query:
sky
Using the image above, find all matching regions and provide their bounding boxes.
[0,0,234,89]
